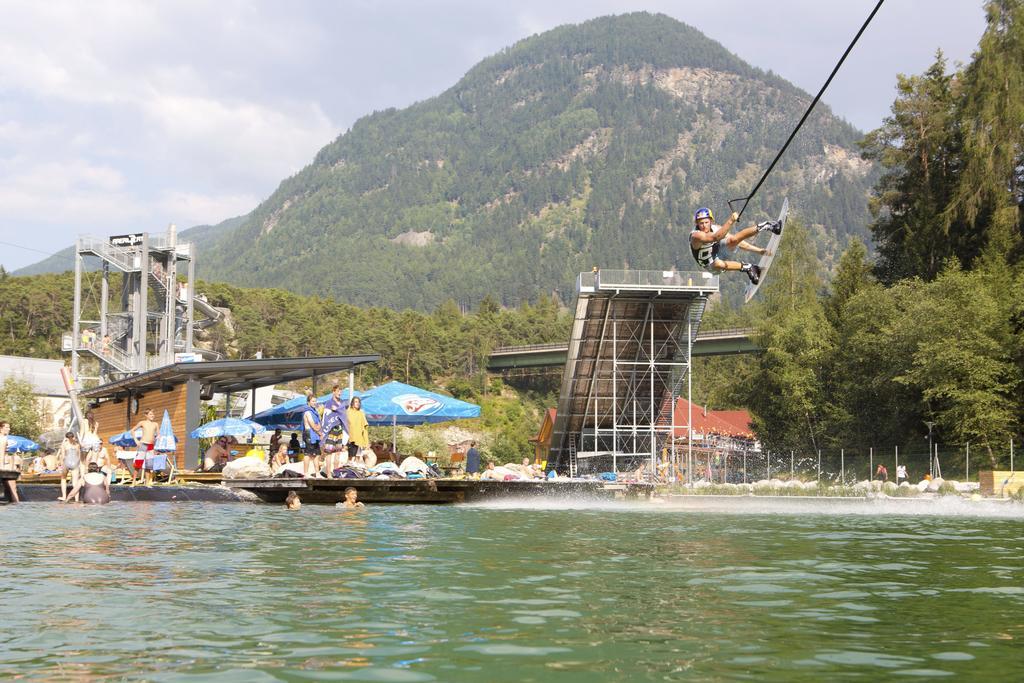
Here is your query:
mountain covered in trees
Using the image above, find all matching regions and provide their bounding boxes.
[195,13,872,310]
[19,13,876,309]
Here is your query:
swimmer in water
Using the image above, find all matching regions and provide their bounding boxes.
[63,464,111,504]
[285,491,301,510]
[337,486,365,509]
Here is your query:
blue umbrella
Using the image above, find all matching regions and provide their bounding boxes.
[360,381,480,426]
[7,435,40,452]
[110,430,140,447]
[190,417,267,440]
[155,409,176,451]
[250,388,362,430]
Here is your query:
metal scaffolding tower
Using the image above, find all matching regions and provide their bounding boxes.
[66,225,200,385]
[547,269,718,477]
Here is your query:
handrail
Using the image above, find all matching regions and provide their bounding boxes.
[493,327,756,354]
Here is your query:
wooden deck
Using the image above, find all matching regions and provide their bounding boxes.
[223,477,654,505]
[1,468,18,503]
[10,468,654,505]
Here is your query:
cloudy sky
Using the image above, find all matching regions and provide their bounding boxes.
[0,0,985,272]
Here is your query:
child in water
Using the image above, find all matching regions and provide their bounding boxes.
[337,487,365,509]
[285,491,301,510]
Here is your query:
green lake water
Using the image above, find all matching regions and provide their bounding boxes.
[2,496,1023,681]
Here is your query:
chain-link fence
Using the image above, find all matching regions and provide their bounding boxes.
[680,440,1019,484]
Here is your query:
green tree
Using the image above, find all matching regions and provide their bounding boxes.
[861,51,966,283]
[0,377,45,439]
[896,264,1020,466]
[734,219,836,452]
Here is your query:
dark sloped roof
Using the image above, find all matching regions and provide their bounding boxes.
[81,354,380,399]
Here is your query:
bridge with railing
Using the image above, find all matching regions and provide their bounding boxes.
[488,327,757,370]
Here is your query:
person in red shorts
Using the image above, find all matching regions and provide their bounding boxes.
[130,409,159,486]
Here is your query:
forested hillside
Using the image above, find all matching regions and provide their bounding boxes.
[0,270,569,458]
[177,12,874,310]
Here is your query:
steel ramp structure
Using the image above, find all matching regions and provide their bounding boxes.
[547,270,718,476]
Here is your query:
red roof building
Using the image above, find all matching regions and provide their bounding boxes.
[671,398,755,441]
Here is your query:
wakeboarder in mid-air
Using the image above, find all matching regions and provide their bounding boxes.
[689,207,782,284]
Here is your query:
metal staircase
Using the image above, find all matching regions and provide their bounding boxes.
[547,270,718,476]
[69,226,201,385]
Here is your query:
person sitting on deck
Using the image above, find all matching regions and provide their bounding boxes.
[203,437,231,471]
[270,444,290,474]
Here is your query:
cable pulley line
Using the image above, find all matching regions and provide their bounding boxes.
[728,0,885,221]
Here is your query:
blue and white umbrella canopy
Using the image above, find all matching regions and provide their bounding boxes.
[7,435,40,452]
[110,430,141,447]
[360,381,480,426]
[190,417,267,440]
[155,409,177,451]
[251,388,362,430]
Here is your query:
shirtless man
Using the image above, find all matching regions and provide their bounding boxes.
[131,409,159,486]
[204,438,230,471]
[689,207,782,284]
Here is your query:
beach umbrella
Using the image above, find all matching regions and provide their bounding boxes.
[189,417,267,440]
[360,381,480,426]
[110,430,140,447]
[358,381,481,451]
[7,435,40,452]
[155,409,176,451]
[250,388,362,430]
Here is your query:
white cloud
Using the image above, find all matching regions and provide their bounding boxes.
[156,190,258,228]
[0,0,991,273]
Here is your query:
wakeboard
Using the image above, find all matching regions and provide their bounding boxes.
[743,197,788,303]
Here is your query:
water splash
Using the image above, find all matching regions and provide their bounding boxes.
[462,493,1024,519]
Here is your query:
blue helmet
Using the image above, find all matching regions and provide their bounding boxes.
[694,207,714,224]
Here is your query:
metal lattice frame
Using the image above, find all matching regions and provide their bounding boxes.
[548,270,717,476]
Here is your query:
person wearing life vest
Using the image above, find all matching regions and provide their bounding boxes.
[689,207,782,284]
[301,393,324,478]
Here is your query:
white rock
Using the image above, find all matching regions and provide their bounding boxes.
[927,477,945,492]
[222,458,271,479]
[898,481,911,488]
[916,480,929,492]
[882,482,898,495]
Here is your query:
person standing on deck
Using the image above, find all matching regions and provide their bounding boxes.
[130,409,159,486]
[0,421,19,503]
[466,442,480,475]
[346,397,370,465]
[302,394,324,478]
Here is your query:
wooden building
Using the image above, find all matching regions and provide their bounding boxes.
[80,355,378,470]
